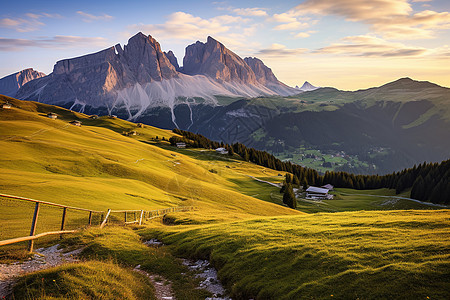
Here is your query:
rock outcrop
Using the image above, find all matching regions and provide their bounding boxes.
[0,68,45,97]
[164,51,180,72]
[15,32,299,125]
[17,32,179,107]
[243,57,278,85]
[244,57,298,95]
[182,36,258,84]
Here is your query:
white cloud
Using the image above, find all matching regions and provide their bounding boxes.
[0,18,21,27]
[76,11,113,22]
[212,15,250,24]
[128,12,229,41]
[314,35,429,57]
[0,12,60,32]
[294,31,317,38]
[291,0,450,39]
[269,11,315,31]
[127,11,257,48]
[270,12,298,23]
[232,8,268,17]
[256,43,308,57]
[273,21,309,31]
[0,36,108,51]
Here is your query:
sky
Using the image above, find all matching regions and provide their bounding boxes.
[1,0,449,90]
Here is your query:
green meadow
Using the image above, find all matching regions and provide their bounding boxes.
[1,96,449,299]
[146,210,450,300]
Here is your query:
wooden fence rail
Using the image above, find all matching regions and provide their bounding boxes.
[0,193,196,252]
[0,193,103,252]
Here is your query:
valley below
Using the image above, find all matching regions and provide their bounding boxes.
[0,96,448,299]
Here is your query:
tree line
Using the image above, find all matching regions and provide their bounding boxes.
[171,129,449,204]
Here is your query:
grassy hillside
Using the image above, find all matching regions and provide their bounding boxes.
[0,95,298,242]
[145,210,450,300]
[1,95,449,299]
[11,260,157,300]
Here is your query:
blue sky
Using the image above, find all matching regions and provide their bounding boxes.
[1,0,450,89]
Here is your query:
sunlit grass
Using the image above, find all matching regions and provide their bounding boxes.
[11,260,156,300]
[0,97,297,243]
[144,210,450,300]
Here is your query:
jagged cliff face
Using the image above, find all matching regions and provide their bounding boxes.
[182,36,258,84]
[243,57,297,95]
[17,33,181,109]
[0,68,45,97]
[164,50,180,71]
[121,33,178,82]
[14,32,298,126]
[244,57,278,85]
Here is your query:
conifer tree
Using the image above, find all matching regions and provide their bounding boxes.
[283,183,297,209]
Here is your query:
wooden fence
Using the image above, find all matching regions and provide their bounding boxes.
[0,193,195,252]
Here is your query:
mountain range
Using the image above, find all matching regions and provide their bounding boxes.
[0,32,449,174]
[6,33,297,124]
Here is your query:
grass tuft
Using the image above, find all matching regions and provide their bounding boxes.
[11,260,156,300]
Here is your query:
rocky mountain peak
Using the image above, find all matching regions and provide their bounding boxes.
[298,81,318,91]
[123,32,178,82]
[13,32,299,113]
[244,57,278,85]
[0,68,46,97]
[164,50,180,71]
[182,36,257,84]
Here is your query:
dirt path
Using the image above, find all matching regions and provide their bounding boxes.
[143,239,231,300]
[134,265,176,300]
[0,244,82,298]
[248,175,281,188]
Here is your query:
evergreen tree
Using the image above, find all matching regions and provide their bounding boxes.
[243,149,250,162]
[280,183,286,194]
[410,176,425,201]
[172,129,450,204]
[283,183,297,209]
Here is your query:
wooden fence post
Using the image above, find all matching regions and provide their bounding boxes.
[125,211,127,223]
[60,207,67,239]
[100,209,111,229]
[138,210,144,225]
[28,202,40,252]
[88,211,92,226]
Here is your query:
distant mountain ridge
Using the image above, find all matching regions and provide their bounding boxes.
[0,68,45,97]
[4,33,297,119]
[296,81,318,91]
[0,33,448,174]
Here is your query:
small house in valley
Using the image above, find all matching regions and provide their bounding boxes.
[176,142,186,148]
[1,103,11,109]
[215,147,228,155]
[321,184,334,191]
[69,120,82,126]
[47,112,58,119]
[90,115,98,119]
[306,186,333,200]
